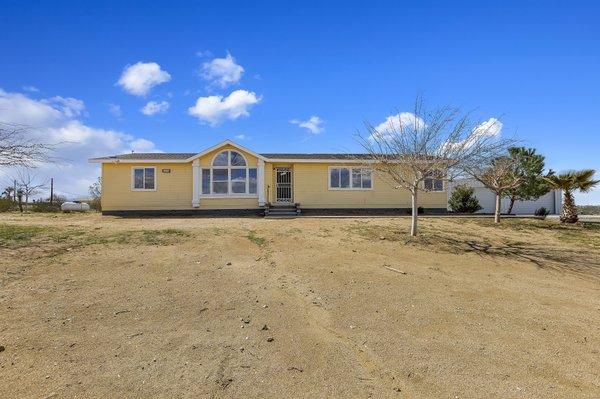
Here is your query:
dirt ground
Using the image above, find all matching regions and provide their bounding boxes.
[1,212,599,398]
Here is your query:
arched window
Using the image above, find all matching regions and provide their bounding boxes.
[201,150,258,196]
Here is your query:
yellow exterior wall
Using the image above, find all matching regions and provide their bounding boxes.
[264,162,274,204]
[197,145,261,209]
[100,146,448,211]
[101,146,262,211]
[198,198,260,210]
[288,163,447,208]
[102,162,193,211]
[198,145,258,167]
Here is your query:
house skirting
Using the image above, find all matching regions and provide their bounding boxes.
[101,207,449,217]
[101,209,265,217]
[300,208,448,216]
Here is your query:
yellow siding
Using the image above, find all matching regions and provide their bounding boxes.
[197,146,260,209]
[102,163,193,211]
[100,144,448,211]
[198,198,260,210]
[101,146,262,211]
[288,163,447,208]
[264,162,274,203]
[198,145,258,167]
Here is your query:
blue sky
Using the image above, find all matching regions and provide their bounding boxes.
[1,1,599,203]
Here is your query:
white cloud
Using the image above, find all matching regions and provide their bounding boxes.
[141,100,170,116]
[22,85,39,93]
[234,134,248,140]
[0,89,64,127]
[196,50,213,58]
[440,117,503,153]
[42,96,86,118]
[130,138,160,152]
[117,62,171,96]
[472,117,503,138]
[107,103,122,118]
[201,53,244,88]
[0,89,159,199]
[371,112,426,141]
[187,89,261,126]
[290,116,325,134]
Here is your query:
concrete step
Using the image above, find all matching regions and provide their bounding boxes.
[265,212,300,216]
[264,203,301,218]
[265,214,298,219]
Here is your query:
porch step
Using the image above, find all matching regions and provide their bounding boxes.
[264,203,301,218]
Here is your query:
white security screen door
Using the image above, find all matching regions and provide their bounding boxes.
[276,168,292,203]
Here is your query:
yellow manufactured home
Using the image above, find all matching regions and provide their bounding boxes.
[90,140,448,215]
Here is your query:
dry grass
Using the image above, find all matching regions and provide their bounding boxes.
[1,213,599,398]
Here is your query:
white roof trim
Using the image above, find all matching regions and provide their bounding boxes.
[185,140,267,162]
[89,139,422,164]
[89,139,268,164]
[265,158,376,164]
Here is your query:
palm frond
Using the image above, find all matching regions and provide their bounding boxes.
[544,169,599,193]
[575,169,599,192]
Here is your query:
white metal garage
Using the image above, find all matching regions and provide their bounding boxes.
[448,179,562,215]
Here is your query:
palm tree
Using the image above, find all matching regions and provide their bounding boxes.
[544,169,599,223]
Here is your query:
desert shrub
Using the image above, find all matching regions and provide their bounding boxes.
[0,198,16,212]
[31,202,62,213]
[448,185,482,213]
[87,198,101,211]
[534,207,550,219]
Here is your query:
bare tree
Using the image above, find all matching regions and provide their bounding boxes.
[0,122,54,167]
[358,97,515,236]
[2,186,14,200]
[88,176,102,210]
[89,176,101,200]
[15,170,47,212]
[467,156,522,223]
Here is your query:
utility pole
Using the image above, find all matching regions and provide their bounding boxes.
[50,178,54,204]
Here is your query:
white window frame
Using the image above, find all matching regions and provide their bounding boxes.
[423,170,445,192]
[328,166,373,190]
[131,166,157,191]
[201,150,258,198]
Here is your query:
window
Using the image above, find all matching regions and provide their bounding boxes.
[424,171,444,191]
[248,168,257,194]
[132,167,155,190]
[201,150,258,196]
[212,169,228,194]
[329,167,372,190]
[201,169,210,194]
[231,169,246,193]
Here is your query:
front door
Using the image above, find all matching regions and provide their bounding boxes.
[276,168,293,203]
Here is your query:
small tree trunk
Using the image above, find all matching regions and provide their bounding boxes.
[410,188,418,236]
[494,193,501,223]
[560,191,578,223]
[507,196,516,215]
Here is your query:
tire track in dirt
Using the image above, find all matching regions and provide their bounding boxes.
[251,233,407,397]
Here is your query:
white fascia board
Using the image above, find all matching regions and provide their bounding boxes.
[185,140,267,162]
[264,158,377,164]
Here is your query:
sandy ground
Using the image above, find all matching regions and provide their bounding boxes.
[0,212,599,398]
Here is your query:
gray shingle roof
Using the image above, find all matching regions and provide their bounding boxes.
[259,153,372,159]
[91,152,375,161]
[92,153,196,160]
